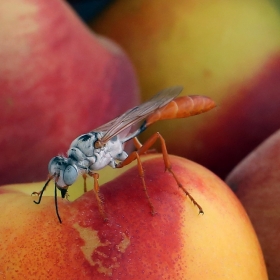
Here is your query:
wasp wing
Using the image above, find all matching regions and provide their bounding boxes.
[93,86,183,144]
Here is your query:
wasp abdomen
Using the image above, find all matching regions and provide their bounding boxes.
[145,95,216,127]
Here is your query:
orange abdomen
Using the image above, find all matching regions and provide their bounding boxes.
[145,95,216,127]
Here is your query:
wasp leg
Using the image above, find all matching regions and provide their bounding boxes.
[117,151,156,215]
[82,174,88,193]
[133,137,142,150]
[89,172,108,221]
[64,191,70,201]
[133,137,157,154]
[118,138,157,215]
[120,133,204,215]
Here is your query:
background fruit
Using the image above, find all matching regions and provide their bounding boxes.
[0,0,139,185]
[226,129,280,280]
[0,155,268,279]
[91,0,280,178]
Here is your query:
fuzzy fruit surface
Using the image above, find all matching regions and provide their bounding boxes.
[0,155,267,279]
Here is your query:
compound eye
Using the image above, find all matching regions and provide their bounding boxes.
[63,165,78,186]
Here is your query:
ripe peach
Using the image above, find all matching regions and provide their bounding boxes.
[0,0,139,185]
[226,129,280,280]
[0,155,267,279]
[91,0,280,178]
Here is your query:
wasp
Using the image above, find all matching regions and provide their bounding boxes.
[32,86,216,223]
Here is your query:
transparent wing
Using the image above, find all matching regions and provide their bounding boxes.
[93,86,183,144]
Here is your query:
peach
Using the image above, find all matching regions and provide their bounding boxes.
[0,155,267,279]
[91,0,280,178]
[0,0,139,185]
[226,129,280,280]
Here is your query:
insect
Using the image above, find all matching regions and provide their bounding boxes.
[32,86,216,223]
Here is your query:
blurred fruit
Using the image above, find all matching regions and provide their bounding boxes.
[91,0,280,178]
[0,0,139,185]
[0,155,267,279]
[226,129,280,280]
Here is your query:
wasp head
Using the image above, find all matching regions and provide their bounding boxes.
[48,156,78,188]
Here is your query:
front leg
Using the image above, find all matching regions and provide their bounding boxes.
[87,172,108,221]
